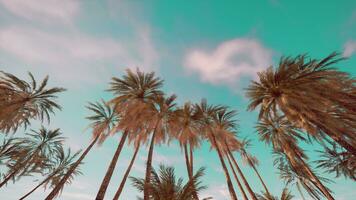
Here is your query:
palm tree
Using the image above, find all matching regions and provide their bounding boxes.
[45,100,117,200]
[0,71,65,133]
[238,138,271,197]
[142,94,178,200]
[256,116,334,200]
[207,107,257,200]
[130,165,207,200]
[194,100,238,200]
[108,68,164,200]
[173,102,202,199]
[19,148,81,200]
[257,187,294,200]
[316,144,356,181]
[0,127,64,188]
[246,53,356,155]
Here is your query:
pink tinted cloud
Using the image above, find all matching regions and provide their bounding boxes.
[184,38,272,88]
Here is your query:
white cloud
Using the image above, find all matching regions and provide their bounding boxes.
[343,40,356,57]
[0,0,80,24]
[0,26,159,86]
[184,38,272,87]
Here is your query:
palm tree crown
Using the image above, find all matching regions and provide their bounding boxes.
[246,53,356,154]
[0,72,65,133]
[131,165,207,200]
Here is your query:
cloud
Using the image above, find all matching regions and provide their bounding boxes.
[0,26,159,86]
[184,38,272,88]
[0,0,80,24]
[343,40,356,57]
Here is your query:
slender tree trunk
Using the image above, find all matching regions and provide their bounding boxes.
[112,144,140,200]
[298,156,335,200]
[96,131,129,200]
[211,134,238,200]
[189,144,194,175]
[184,144,192,178]
[226,152,248,200]
[143,128,158,200]
[184,143,199,200]
[249,160,271,197]
[19,172,57,200]
[45,135,99,200]
[226,144,257,200]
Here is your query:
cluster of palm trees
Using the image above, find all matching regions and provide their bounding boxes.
[0,72,81,199]
[0,52,355,200]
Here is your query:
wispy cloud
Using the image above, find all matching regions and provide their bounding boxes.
[184,38,272,89]
[0,0,79,24]
[343,40,356,57]
[0,1,159,87]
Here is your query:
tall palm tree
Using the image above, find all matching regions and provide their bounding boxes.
[246,53,356,155]
[256,116,334,200]
[103,69,163,199]
[131,165,207,200]
[0,127,64,188]
[45,100,117,200]
[0,71,65,133]
[173,102,202,199]
[194,100,238,200]
[257,187,294,200]
[208,107,257,200]
[238,138,271,197]
[143,94,178,200]
[19,148,81,200]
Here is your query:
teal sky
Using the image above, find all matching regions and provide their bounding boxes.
[0,1,356,200]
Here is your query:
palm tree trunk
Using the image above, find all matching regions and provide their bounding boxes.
[184,144,192,177]
[96,131,128,200]
[184,143,199,200]
[112,143,140,200]
[226,152,248,200]
[143,129,157,200]
[211,134,238,200]
[19,172,57,200]
[226,145,257,200]
[298,156,335,200]
[189,144,194,175]
[249,160,271,197]
[45,135,100,200]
